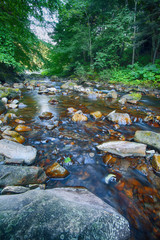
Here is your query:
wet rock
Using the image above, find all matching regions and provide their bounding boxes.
[90,111,102,119]
[1,97,8,104]
[136,163,149,176]
[18,103,27,109]
[0,165,46,187]
[119,93,142,104]
[0,99,6,114]
[61,81,78,90]
[0,139,37,165]
[97,141,146,157]
[15,119,25,124]
[28,184,45,190]
[4,158,24,165]
[2,130,25,144]
[72,110,88,122]
[0,188,130,240]
[152,154,160,172]
[15,125,32,132]
[13,83,24,89]
[107,110,132,125]
[134,131,160,151]
[39,111,53,120]
[46,162,69,178]
[1,186,29,195]
[7,103,18,109]
[106,90,118,99]
[47,87,57,93]
[67,107,77,113]
[48,99,58,105]
[103,154,117,165]
[0,87,21,99]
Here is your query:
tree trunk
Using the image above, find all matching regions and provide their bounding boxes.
[152,37,160,64]
[132,0,137,65]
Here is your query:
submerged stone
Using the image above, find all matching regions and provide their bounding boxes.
[46,162,69,178]
[97,141,146,157]
[0,188,130,240]
[15,125,32,132]
[39,111,53,120]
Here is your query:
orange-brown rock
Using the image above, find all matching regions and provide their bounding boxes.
[152,154,160,172]
[72,111,88,122]
[15,125,32,132]
[103,154,117,165]
[2,130,25,144]
[39,112,53,120]
[48,99,58,105]
[45,162,69,178]
[15,119,25,124]
[90,111,102,119]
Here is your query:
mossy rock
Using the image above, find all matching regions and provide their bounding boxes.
[0,87,21,99]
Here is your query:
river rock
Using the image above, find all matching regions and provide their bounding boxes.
[106,90,118,99]
[97,141,146,157]
[72,110,88,122]
[90,111,102,119]
[152,154,160,172]
[15,125,32,132]
[4,158,24,165]
[0,188,130,240]
[107,110,132,125]
[39,111,53,120]
[119,93,142,104]
[46,162,70,178]
[0,139,37,165]
[134,131,160,151]
[61,81,78,90]
[2,130,25,144]
[15,119,25,124]
[1,186,29,195]
[0,165,47,187]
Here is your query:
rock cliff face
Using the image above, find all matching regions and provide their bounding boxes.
[0,188,130,240]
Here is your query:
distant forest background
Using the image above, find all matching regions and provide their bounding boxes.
[0,0,160,86]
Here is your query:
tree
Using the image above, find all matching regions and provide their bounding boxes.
[0,0,58,74]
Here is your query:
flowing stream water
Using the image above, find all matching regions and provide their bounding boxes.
[6,77,160,240]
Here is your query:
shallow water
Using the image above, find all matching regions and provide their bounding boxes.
[5,79,160,239]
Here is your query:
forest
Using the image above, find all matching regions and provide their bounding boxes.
[0,0,160,87]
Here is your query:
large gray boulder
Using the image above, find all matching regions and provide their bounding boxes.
[134,130,160,151]
[0,188,130,240]
[97,141,146,157]
[0,139,37,165]
[0,165,47,187]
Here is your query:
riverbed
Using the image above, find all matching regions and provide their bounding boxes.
[1,76,160,240]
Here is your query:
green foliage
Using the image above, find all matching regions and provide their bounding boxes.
[0,0,58,76]
[109,63,160,87]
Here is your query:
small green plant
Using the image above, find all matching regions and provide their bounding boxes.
[64,157,71,163]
